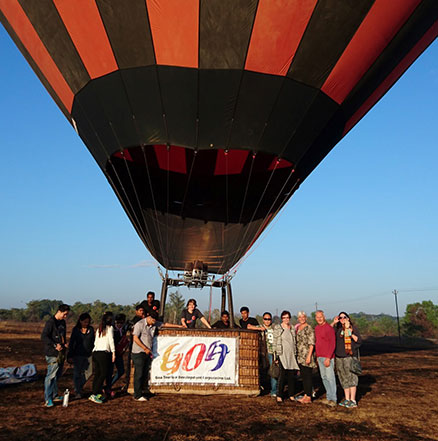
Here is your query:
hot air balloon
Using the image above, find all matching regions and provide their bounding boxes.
[1,1,437,314]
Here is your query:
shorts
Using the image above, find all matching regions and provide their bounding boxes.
[335,356,359,389]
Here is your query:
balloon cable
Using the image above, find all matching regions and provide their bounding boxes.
[74,100,156,261]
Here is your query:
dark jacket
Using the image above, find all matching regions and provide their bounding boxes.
[68,326,95,358]
[41,316,67,357]
[335,325,362,358]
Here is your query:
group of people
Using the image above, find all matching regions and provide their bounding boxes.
[41,294,362,409]
[255,309,362,408]
[187,305,363,409]
[41,292,169,406]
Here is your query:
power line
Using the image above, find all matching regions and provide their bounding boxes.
[393,289,401,344]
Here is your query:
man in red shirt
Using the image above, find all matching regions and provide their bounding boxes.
[314,310,337,406]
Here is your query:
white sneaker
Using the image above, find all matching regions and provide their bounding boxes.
[135,396,148,402]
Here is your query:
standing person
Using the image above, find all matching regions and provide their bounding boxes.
[41,304,70,407]
[110,313,129,388]
[212,310,231,329]
[67,312,94,398]
[89,312,115,404]
[314,310,337,407]
[273,310,299,404]
[131,311,159,401]
[132,304,145,325]
[140,291,160,318]
[131,311,182,400]
[295,311,316,404]
[181,299,211,329]
[332,311,362,408]
[125,305,145,392]
[239,306,259,329]
[261,312,278,397]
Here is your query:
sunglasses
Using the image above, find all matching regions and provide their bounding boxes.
[263,317,272,321]
[339,316,347,319]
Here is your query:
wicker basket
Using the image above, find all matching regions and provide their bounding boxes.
[128,328,261,396]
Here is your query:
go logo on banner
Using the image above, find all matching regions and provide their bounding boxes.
[160,340,230,374]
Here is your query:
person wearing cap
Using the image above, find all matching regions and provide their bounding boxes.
[124,305,145,392]
[131,311,183,401]
[181,299,211,329]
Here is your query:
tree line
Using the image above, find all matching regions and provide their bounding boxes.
[0,294,436,339]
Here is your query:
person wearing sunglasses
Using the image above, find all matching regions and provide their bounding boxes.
[272,310,299,404]
[332,312,362,408]
[259,312,278,397]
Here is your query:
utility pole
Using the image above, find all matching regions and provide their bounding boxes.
[393,289,401,345]
[315,302,318,312]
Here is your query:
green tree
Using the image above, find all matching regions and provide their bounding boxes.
[164,291,185,324]
[26,299,64,321]
[402,300,438,338]
[205,308,220,325]
[377,315,398,336]
[351,314,370,335]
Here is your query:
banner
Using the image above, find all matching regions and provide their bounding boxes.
[151,335,238,385]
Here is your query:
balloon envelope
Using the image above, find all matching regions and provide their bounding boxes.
[1,0,437,273]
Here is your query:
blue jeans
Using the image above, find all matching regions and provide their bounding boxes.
[44,356,63,402]
[267,353,278,395]
[317,357,337,402]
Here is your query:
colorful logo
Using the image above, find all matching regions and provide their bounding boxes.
[160,340,230,374]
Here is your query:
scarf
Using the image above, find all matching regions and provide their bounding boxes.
[341,325,353,355]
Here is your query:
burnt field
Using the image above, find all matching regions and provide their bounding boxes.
[0,322,437,441]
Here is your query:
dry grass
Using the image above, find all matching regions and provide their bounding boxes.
[0,321,436,441]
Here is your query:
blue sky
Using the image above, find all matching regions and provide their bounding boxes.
[1,24,437,318]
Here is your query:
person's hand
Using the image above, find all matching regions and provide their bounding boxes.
[344,319,350,329]
[305,356,311,365]
[112,353,116,363]
[333,315,339,324]
[55,344,62,351]
[323,358,330,367]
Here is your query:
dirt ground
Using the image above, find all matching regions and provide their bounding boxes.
[0,322,437,441]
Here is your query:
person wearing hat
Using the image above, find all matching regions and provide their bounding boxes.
[132,311,183,401]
